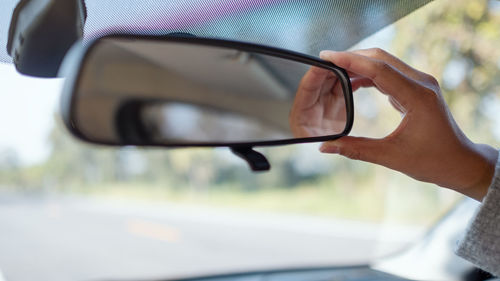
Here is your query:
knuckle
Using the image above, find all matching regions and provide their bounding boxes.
[371,47,387,58]
[424,74,440,88]
[419,86,442,105]
[363,47,387,59]
[421,85,439,99]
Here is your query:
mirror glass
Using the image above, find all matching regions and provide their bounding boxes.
[68,37,351,145]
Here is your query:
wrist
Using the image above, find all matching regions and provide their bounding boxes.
[462,143,498,201]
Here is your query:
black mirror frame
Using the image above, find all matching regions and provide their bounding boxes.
[60,34,354,149]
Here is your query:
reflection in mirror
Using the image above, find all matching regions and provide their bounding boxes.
[117,101,290,144]
[68,37,350,146]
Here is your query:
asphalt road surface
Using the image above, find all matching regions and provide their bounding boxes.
[0,192,422,281]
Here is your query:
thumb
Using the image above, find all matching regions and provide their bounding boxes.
[319,136,389,165]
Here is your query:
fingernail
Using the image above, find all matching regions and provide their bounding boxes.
[319,50,333,58]
[320,50,337,58]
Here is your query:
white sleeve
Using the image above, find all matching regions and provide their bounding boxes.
[456,152,500,276]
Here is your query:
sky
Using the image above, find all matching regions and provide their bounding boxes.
[0,63,62,165]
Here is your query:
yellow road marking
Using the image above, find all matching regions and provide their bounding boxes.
[126,219,181,243]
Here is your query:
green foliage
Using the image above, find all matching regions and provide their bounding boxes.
[2,0,498,224]
[391,0,500,145]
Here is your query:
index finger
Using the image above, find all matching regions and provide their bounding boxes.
[353,48,427,82]
[320,50,419,109]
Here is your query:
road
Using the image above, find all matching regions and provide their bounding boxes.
[0,192,423,281]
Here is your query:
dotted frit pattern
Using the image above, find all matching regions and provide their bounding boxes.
[0,0,432,64]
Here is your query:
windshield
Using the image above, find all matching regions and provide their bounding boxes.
[1,0,500,280]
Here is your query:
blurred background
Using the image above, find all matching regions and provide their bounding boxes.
[1,0,500,280]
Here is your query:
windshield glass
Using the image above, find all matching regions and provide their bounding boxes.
[1,0,500,280]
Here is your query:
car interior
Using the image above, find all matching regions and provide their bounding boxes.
[1,0,500,280]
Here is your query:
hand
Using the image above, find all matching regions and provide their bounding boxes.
[289,66,347,138]
[318,48,498,201]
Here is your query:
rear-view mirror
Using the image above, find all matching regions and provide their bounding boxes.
[60,35,353,171]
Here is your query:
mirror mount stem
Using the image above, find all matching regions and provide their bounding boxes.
[230,147,271,172]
